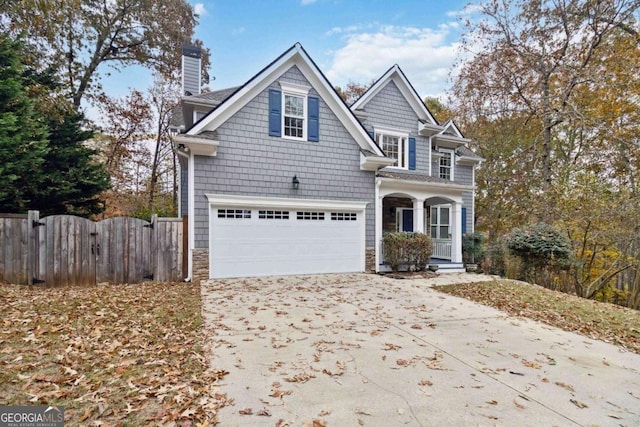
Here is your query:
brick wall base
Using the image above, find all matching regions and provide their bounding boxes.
[192,248,209,284]
[365,247,376,272]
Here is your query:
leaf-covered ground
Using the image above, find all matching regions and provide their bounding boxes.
[0,282,231,425]
[435,279,640,354]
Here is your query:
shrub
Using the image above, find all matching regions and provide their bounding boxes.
[462,232,486,265]
[505,223,572,285]
[383,232,433,272]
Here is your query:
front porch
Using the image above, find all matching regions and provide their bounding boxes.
[374,177,467,273]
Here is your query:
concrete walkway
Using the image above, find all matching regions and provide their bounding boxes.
[202,273,640,426]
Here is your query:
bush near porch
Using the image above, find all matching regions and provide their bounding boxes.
[383,232,433,272]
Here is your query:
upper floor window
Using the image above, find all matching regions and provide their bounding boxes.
[269,83,319,142]
[439,150,453,180]
[376,128,409,170]
[284,94,305,138]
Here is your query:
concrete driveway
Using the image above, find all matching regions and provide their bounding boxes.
[202,273,640,426]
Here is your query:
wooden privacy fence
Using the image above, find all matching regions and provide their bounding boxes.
[0,211,184,286]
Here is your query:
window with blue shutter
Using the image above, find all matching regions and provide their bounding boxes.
[268,89,281,137]
[408,137,416,170]
[461,207,467,234]
[307,96,319,142]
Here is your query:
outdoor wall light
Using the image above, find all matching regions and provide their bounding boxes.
[292,175,300,190]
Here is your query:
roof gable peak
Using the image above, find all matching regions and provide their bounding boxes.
[350,64,439,127]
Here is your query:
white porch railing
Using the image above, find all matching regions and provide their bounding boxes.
[432,239,452,260]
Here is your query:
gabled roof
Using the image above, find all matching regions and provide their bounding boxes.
[350,65,441,128]
[183,86,241,107]
[186,43,386,158]
[440,120,465,138]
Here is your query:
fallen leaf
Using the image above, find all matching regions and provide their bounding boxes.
[486,400,498,405]
[419,380,433,386]
[555,381,575,392]
[570,399,588,409]
[257,408,271,416]
[239,408,253,415]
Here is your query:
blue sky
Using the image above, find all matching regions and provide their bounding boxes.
[102,0,479,108]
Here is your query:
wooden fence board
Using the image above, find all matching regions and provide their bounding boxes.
[1,212,183,286]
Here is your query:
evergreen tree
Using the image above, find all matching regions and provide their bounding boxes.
[0,34,110,216]
[0,34,49,211]
[31,110,110,217]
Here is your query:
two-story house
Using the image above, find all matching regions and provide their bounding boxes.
[171,43,482,281]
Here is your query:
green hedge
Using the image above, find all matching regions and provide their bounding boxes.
[383,232,433,272]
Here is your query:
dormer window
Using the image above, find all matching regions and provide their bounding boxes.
[375,128,410,170]
[439,149,453,180]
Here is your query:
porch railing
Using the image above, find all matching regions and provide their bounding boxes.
[432,238,452,260]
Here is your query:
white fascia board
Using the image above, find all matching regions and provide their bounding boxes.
[456,156,482,166]
[205,194,368,211]
[377,177,472,193]
[187,44,384,157]
[173,134,219,156]
[188,48,300,136]
[360,152,396,171]
[182,96,218,107]
[293,54,384,156]
[433,133,471,148]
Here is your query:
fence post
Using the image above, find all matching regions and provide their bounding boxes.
[151,214,158,281]
[27,210,39,285]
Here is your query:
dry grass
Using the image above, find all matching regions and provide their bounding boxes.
[435,279,640,354]
[0,281,231,425]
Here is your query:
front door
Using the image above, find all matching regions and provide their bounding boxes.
[400,208,413,232]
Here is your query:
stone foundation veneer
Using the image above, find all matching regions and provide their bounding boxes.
[365,247,375,272]
[192,248,209,284]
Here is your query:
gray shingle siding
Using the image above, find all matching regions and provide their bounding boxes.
[182,56,200,95]
[361,81,431,175]
[192,65,376,248]
[462,190,474,234]
[455,164,473,186]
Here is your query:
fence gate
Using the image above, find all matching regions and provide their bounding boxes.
[95,217,152,284]
[38,215,97,286]
[0,211,183,286]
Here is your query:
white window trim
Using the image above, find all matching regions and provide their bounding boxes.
[438,149,454,181]
[430,205,452,239]
[280,82,311,142]
[193,110,207,123]
[375,127,409,170]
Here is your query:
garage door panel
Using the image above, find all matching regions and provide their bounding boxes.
[211,206,362,279]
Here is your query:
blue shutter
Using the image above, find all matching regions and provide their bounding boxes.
[368,130,375,139]
[408,137,416,170]
[461,207,467,235]
[307,96,319,142]
[268,89,281,137]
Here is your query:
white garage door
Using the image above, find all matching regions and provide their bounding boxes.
[210,202,364,279]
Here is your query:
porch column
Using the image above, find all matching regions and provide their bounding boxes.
[451,202,463,263]
[413,198,425,234]
[374,181,382,272]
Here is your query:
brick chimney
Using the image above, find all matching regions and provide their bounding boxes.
[181,45,202,96]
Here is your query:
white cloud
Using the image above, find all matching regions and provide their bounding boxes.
[324,24,364,36]
[232,26,245,36]
[301,0,318,5]
[193,2,207,16]
[446,4,483,17]
[326,25,462,98]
